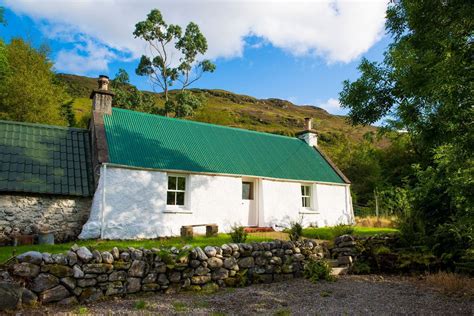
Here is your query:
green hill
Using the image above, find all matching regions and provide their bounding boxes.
[57,73,383,149]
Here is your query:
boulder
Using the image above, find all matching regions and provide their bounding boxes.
[204,246,217,257]
[82,263,113,274]
[157,273,169,286]
[52,254,68,265]
[193,247,208,261]
[111,247,120,260]
[60,277,76,290]
[76,247,93,263]
[101,251,114,264]
[57,296,78,306]
[238,257,255,268]
[109,271,127,282]
[126,277,141,293]
[195,266,210,276]
[105,281,124,296]
[17,251,42,265]
[21,288,38,306]
[66,251,77,266]
[13,262,40,277]
[0,282,22,310]
[43,264,73,278]
[72,265,84,279]
[42,253,53,264]
[207,257,223,269]
[31,273,59,292]
[92,250,102,263]
[191,275,211,285]
[39,285,70,303]
[79,287,103,303]
[212,268,229,280]
[128,260,146,277]
[113,261,131,270]
[77,278,97,287]
[223,257,239,270]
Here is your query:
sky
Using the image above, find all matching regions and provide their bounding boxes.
[0,0,390,115]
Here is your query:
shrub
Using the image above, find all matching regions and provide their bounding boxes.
[288,222,303,241]
[351,261,371,274]
[229,225,248,243]
[332,224,355,237]
[303,259,335,283]
[134,300,147,310]
[424,272,474,297]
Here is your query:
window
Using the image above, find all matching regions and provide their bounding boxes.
[301,185,311,208]
[167,175,186,206]
[242,182,254,200]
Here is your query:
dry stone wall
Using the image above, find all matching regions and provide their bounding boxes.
[1,239,326,309]
[0,194,92,245]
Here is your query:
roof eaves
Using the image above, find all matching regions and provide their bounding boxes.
[312,146,351,184]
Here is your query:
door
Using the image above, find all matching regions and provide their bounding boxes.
[242,180,258,226]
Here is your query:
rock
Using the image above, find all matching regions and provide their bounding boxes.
[52,254,68,265]
[113,261,131,270]
[101,251,114,264]
[70,244,80,252]
[338,241,357,248]
[72,265,84,278]
[169,272,181,283]
[105,281,124,296]
[130,249,143,260]
[66,251,77,266]
[57,296,78,306]
[79,287,103,303]
[142,283,159,292]
[76,247,93,263]
[338,255,353,265]
[207,257,223,269]
[92,250,102,263]
[77,278,97,287]
[191,275,211,285]
[21,288,38,306]
[238,257,255,268]
[120,252,131,261]
[43,264,73,278]
[155,262,167,273]
[128,260,146,277]
[60,277,76,290]
[293,254,305,261]
[31,273,59,292]
[195,266,210,276]
[13,262,40,277]
[190,260,201,268]
[82,263,113,274]
[204,246,217,257]
[111,247,120,260]
[17,251,42,265]
[157,274,169,286]
[42,253,53,264]
[212,268,229,280]
[126,277,141,293]
[109,271,127,281]
[223,257,239,270]
[97,274,108,282]
[221,244,232,255]
[194,247,208,261]
[39,285,70,303]
[142,272,157,284]
[0,282,22,310]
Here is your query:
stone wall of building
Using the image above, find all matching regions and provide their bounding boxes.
[0,194,92,245]
[1,240,326,309]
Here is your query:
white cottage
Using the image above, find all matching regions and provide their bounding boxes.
[79,76,354,239]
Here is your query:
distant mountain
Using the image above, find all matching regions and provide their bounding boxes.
[56,73,383,149]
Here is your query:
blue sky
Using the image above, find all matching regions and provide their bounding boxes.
[0,1,390,115]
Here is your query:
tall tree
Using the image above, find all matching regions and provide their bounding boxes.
[339,0,473,257]
[111,68,157,113]
[133,9,215,117]
[0,39,68,125]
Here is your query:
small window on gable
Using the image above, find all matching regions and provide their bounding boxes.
[167,175,186,206]
[301,185,311,208]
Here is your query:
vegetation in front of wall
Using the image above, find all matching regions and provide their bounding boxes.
[302,226,398,240]
[303,259,335,283]
[288,222,303,241]
[229,225,248,243]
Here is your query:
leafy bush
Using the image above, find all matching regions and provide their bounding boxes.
[288,222,303,241]
[332,224,355,237]
[229,225,248,243]
[351,261,371,274]
[303,259,335,283]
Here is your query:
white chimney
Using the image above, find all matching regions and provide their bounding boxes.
[297,117,318,147]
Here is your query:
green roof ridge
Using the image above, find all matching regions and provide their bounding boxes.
[110,107,300,141]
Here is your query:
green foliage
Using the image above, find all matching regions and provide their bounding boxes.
[332,224,355,238]
[350,261,371,274]
[173,90,203,117]
[111,68,158,114]
[172,301,187,312]
[288,222,303,241]
[303,259,335,283]
[0,39,69,125]
[60,99,76,127]
[229,225,248,243]
[302,227,397,240]
[133,300,147,310]
[339,0,473,265]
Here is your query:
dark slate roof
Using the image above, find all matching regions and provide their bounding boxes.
[0,120,94,196]
[103,108,346,184]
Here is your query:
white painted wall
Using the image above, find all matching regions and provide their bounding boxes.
[79,165,354,239]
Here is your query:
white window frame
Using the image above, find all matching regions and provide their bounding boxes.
[301,184,312,209]
[166,174,188,210]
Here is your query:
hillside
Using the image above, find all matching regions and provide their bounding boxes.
[57,74,381,147]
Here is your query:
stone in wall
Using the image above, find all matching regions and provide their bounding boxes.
[0,194,92,245]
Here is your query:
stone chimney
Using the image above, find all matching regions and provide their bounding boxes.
[90,75,114,115]
[297,117,318,147]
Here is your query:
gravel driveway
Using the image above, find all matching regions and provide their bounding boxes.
[17,275,473,315]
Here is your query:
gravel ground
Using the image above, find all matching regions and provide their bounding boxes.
[15,275,474,315]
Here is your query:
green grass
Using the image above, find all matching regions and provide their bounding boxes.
[302,227,399,240]
[133,300,147,310]
[172,301,187,312]
[0,233,276,264]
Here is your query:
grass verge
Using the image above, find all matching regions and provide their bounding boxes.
[302,226,398,240]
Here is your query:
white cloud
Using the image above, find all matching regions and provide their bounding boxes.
[317,97,345,114]
[4,0,387,73]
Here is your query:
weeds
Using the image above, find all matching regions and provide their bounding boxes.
[172,301,187,312]
[303,259,335,283]
[424,272,474,297]
[229,224,248,243]
[133,300,147,310]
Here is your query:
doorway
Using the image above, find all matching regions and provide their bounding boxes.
[242,179,258,226]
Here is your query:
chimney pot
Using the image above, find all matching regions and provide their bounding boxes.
[98,75,110,91]
[90,75,114,115]
[304,117,312,131]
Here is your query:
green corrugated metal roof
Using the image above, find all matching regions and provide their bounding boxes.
[0,120,94,196]
[104,108,345,183]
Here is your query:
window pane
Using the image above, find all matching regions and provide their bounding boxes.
[242,182,253,200]
[176,192,185,205]
[303,197,310,207]
[177,177,186,191]
[167,192,176,205]
[168,176,177,190]
[301,185,304,195]
[302,197,305,207]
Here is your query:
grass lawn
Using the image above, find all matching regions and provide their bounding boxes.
[0,233,284,264]
[302,226,399,241]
